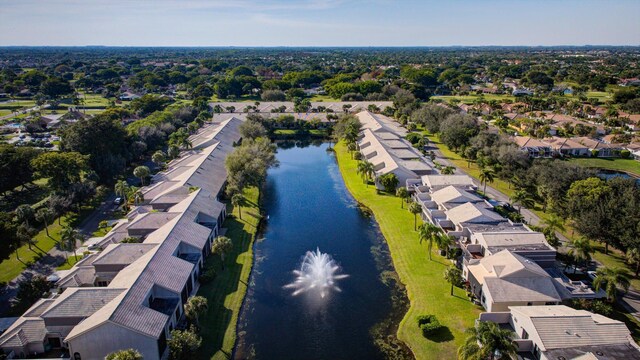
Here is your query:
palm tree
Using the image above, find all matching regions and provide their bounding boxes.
[35,208,54,238]
[212,236,233,270]
[594,267,631,302]
[444,266,462,296]
[567,237,592,272]
[347,142,357,159]
[131,188,144,206]
[152,150,166,167]
[15,204,34,228]
[626,247,640,277]
[436,234,454,258]
[510,189,534,213]
[16,224,36,251]
[441,166,456,175]
[168,144,181,159]
[184,296,208,328]
[418,223,441,260]
[408,201,422,231]
[458,321,517,360]
[114,180,130,208]
[479,167,495,194]
[396,187,408,208]
[133,166,150,186]
[60,226,81,262]
[231,193,244,219]
[542,214,565,234]
[180,137,193,150]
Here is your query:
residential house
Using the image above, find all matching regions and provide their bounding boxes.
[513,136,553,158]
[543,137,590,157]
[478,305,640,359]
[464,250,563,312]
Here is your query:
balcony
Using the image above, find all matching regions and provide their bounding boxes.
[150,297,180,316]
[178,252,201,265]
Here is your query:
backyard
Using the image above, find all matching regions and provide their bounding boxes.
[197,187,260,360]
[335,142,481,359]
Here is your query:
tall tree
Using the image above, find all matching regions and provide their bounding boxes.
[594,267,631,302]
[479,167,495,195]
[60,226,81,262]
[396,187,408,208]
[231,192,244,219]
[444,266,462,296]
[184,296,208,328]
[35,208,53,238]
[419,223,441,260]
[211,236,233,270]
[133,166,150,186]
[408,201,422,231]
[458,321,517,360]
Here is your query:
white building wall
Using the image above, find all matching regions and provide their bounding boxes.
[67,322,160,360]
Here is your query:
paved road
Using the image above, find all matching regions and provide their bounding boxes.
[0,103,49,121]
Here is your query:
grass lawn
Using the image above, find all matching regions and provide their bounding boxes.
[0,215,72,284]
[56,253,84,270]
[569,157,640,177]
[308,94,339,102]
[197,187,261,360]
[335,142,481,359]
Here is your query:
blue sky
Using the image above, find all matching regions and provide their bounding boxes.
[0,0,638,46]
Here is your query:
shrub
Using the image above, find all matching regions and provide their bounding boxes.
[405,132,422,145]
[261,90,286,102]
[416,314,442,337]
[620,149,631,159]
[199,268,217,284]
[353,152,363,160]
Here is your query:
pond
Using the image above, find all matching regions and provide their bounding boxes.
[597,169,640,185]
[235,141,411,360]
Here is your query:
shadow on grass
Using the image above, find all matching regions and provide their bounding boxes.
[197,208,256,360]
[425,326,454,343]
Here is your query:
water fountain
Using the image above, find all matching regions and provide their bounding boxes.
[285,248,349,298]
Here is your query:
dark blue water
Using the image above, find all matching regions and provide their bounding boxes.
[235,142,408,360]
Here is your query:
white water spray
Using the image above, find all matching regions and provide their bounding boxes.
[285,248,348,298]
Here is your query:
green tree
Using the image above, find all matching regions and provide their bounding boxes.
[115,180,130,208]
[378,173,399,193]
[510,189,534,213]
[231,192,244,219]
[105,349,143,360]
[35,208,54,238]
[212,236,233,270]
[593,267,631,302]
[458,321,517,360]
[152,150,166,167]
[408,201,422,231]
[168,328,201,360]
[133,166,150,186]
[239,120,267,140]
[626,247,640,277]
[396,187,408,208]
[357,161,375,185]
[444,266,462,296]
[441,166,456,175]
[168,145,181,159]
[13,275,51,313]
[31,151,89,191]
[15,204,34,228]
[60,225,81,262]
[418,223,441,260]
[567,237,592,272]
[184,296,208,328]
[436,234,454,258]
[479,167,495,195]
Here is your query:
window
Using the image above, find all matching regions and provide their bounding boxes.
[527,302,533,306]
[521,329,529,339]
[481,295,486,304]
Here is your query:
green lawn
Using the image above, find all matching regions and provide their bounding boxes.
[56,253,84,270]
[335,142,481,359]
[0,215,72,284]
[569,157,640,177]
[197,187,260,360]
[308,94,339,102]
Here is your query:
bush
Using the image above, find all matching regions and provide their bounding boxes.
[405,132,422,145]
[416,315,442,337]
[261,90,286,102]
[199,267,217,284]
[620,149,631,159]
[353,152,363,160]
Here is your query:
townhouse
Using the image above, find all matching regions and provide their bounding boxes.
[0,117,243,359]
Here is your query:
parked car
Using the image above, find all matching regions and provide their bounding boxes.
[587,270,598,281]
[114,197,123,205]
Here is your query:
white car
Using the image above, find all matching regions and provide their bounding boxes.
[587,271,598,281]
[113,197,123,205]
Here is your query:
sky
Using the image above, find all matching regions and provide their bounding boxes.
[0,0,639,47]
